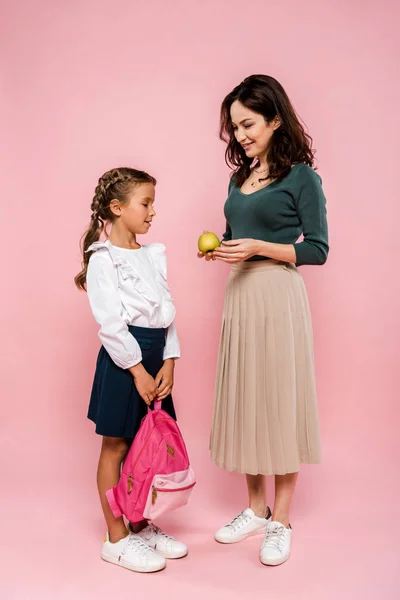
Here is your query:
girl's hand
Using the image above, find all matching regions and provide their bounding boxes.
[213,239,261,263]
[129,363,158,405]
[155,359,175,401]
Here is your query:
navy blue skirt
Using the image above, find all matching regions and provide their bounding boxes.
[88,326,176,439]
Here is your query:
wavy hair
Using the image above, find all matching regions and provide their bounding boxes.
[220,74,315,187]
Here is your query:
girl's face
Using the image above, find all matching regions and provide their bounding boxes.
[111,183,156,235]
[230,100,280,160]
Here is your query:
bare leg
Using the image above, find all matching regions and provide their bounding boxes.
[246,474,267,517]
[272,472,298,527]
[97,436,129,543]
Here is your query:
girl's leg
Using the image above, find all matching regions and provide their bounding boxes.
[272,472,298,526]
[246,474,268,517]
[97,436,129,543]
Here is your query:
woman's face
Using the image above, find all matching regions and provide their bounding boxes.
[230,100,280,160]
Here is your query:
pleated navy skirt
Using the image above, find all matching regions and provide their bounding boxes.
[88,325,176,439]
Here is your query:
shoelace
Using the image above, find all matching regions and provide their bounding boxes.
[226,511,251,532]
[122,534,153,557]
[154,526,174,540]
[262,525,286,551]
[147,524,174,541]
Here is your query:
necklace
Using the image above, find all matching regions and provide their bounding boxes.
[251,179,264,188]
[251,165,269,188]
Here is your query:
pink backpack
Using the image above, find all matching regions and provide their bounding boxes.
[106,401,195,523]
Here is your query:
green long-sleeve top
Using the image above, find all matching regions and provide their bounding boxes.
[222,163,329,266]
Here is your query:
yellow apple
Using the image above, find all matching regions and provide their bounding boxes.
[198,232,220,254]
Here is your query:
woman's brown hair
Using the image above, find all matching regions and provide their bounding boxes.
[220,74,315,187]
[74,167,156,291]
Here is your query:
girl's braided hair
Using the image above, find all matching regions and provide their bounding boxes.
[74,167,156,291]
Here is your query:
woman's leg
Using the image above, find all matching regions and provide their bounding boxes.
[246,474,268,517]
[272,472,298,526]
[97,436,129,543]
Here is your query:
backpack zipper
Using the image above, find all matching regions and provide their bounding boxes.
[151,481,196,504]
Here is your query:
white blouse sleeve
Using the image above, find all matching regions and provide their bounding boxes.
[163,320,180,360]
[86,250,142,369]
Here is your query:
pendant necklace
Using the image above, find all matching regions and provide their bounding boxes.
[251,164,269,188]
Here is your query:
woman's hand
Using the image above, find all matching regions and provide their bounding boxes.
[213,239,261,263]
[197,230,217,261]
[155,359,175,401]
[197,250,215,261]
[129,363,158,405]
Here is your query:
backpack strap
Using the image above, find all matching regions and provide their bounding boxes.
[148,399,162,413]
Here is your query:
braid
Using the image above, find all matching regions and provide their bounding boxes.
[75,166,157,291]
[102,170,131,191]
[89,170,132,220]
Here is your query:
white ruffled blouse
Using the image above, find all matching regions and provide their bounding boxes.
[86,240,180,369]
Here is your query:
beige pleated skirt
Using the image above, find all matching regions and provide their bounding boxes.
[210,260,321,476]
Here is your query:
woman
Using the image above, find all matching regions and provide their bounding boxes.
[199,74,328,566]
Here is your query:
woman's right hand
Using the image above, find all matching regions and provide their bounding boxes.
[129,363,158,405]
[197,230,216,261]
[197,250,215,261]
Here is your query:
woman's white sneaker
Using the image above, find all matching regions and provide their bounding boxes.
[134,524,188,559]
[101,532,166,572]
[214,507,271,544]
[260,521,292,566]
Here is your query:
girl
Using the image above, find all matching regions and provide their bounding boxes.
[75,167,187,573]
[199,75,329,566]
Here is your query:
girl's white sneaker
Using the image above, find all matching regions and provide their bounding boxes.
[135,524,188,559]
[101,532,166,573]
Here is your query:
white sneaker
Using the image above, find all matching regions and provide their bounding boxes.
[101,532,166,573]
[260,521,292,566]
[134,524,188,559]
[214,507,271,544]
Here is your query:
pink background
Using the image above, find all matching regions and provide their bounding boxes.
[1,0,399,598]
